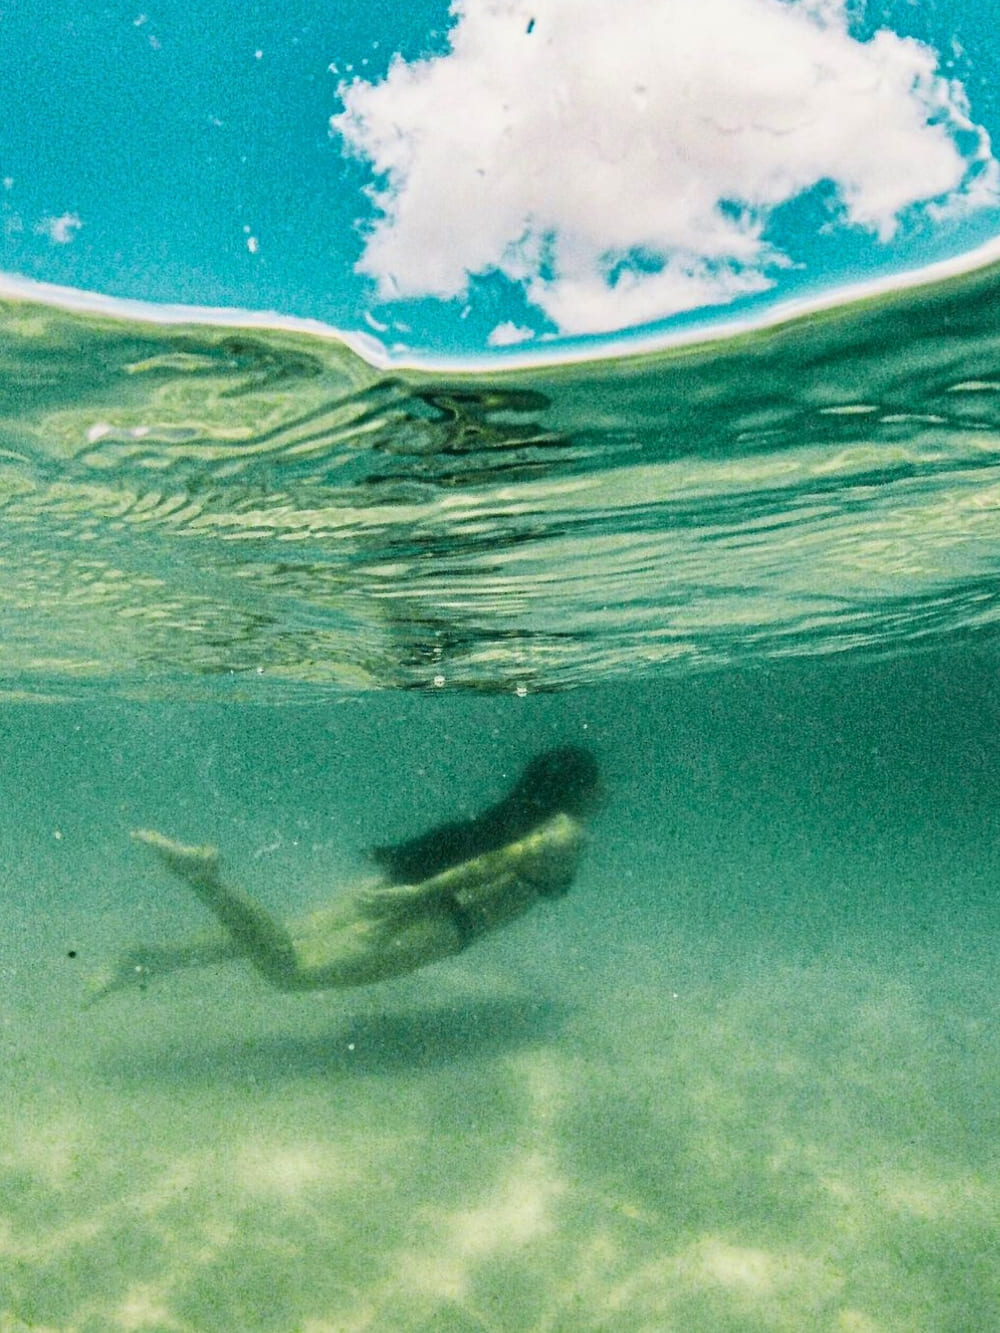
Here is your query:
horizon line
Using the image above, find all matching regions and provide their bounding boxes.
[2,231,1000,375]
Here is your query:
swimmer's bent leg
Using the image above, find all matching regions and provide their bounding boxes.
[132,829,301,989]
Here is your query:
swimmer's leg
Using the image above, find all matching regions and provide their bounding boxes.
[84,933,242,1006]
[132,829,300,988]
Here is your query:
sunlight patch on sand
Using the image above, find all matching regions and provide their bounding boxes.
[602,1235,844,1328]
[113,1281,186,1332]
[876,1168,994,1220]
[0,1113,93,1192]
[402,1150,564,1304]
[233,1137,361,1201]
[835,1309,888,1333]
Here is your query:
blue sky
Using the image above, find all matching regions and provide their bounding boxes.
[1,0,999,359]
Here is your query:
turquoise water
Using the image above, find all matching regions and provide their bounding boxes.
[2,269,1000,1331]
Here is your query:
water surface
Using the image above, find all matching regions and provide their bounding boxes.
[2,258,1000,700]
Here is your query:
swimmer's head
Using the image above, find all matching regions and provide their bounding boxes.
[511,746,602,820]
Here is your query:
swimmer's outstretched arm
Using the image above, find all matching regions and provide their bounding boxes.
[356,811,585,918]
[130,829,301,989]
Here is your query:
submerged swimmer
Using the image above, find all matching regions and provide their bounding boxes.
[87,746,600,1003]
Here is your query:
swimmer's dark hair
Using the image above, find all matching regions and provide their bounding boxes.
[371,745,601,884]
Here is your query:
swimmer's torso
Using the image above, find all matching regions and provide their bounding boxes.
[285,813,585,990]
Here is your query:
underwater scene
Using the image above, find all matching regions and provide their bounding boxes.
[1,258,1000,1333]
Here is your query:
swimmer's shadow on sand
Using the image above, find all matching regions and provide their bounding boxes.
[97,994,565,1085]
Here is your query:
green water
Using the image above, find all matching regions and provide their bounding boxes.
[1,269,1000,1330]
[3,652,999,1332]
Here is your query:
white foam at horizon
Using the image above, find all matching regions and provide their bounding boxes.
[1,227,1000,374]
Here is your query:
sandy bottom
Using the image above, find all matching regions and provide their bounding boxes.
[2,904,998,1333]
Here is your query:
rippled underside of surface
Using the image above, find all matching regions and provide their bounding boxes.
[2,260,1000,697]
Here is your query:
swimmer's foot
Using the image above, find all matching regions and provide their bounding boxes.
[81,950,152,1007]
[132,828,221,886]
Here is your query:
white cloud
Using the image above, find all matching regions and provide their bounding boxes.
[487,320,535,346]
[36,212,84,244]
[331,0,997,335]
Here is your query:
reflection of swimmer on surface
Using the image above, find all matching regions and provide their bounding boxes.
[87,747,601,1004]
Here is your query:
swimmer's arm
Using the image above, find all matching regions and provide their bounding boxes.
[354,852,504,917]
[355,813,584,917]
[354,878,450,918]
